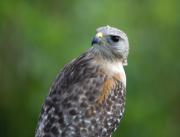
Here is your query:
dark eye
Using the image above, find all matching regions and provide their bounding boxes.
[110,35,120,42]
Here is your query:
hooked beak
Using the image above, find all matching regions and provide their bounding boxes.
[91,32,103,46]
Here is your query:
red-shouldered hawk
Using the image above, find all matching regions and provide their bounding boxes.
[35,25,129,137]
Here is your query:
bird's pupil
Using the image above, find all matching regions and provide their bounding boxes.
[111,36,120,42]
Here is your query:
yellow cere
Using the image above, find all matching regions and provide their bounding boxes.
[96,32,103,38]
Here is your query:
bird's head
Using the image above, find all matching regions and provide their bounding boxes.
[91,25,129,65]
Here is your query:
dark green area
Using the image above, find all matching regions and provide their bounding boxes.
[0,0,180,137]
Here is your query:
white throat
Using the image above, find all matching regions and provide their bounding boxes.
[92,58,126,87]
[104,61,126,87]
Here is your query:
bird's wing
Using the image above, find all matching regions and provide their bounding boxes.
[35,52,108,137]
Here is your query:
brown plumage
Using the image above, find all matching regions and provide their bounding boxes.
[35,25,129,137]
[97,77,116,104]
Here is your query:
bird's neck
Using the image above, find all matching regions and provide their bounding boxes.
[91,56,126,87]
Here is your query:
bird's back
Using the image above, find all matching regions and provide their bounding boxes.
[35,52,126,137]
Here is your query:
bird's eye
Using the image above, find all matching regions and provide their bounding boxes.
[110,35,120,42]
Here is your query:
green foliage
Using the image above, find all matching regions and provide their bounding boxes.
[0,0,179,137]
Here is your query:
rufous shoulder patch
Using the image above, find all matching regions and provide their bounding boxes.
[97,78,116,104]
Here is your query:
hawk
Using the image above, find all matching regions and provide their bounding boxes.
[35,25,129,137]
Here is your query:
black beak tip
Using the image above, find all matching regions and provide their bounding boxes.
[91,37,100,46]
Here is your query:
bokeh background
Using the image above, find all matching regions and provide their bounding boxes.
[0,0,180,137]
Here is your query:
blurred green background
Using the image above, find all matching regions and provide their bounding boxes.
[0,0,180,137]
